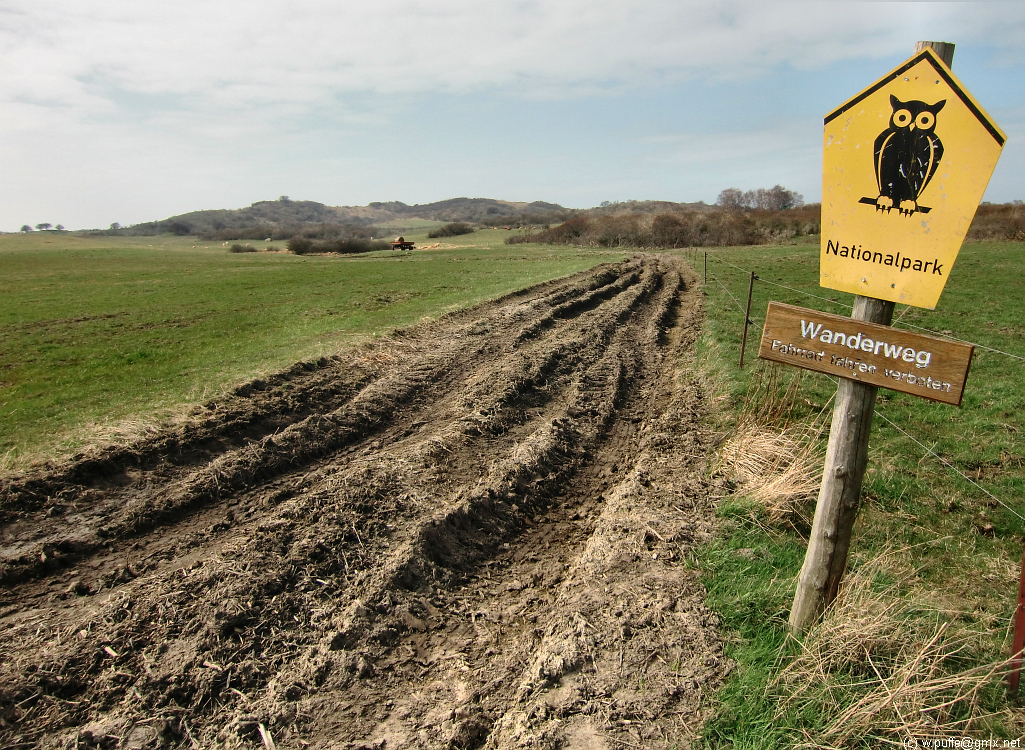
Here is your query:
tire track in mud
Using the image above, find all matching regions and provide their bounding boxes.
[0,264,635,583]
[0,255,726,750]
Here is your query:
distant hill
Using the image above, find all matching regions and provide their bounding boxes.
[368,198,569,224]
[123,197,575,235]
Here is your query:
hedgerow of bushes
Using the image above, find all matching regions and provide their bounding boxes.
[203,222,379,243]
[508,206,821,248]
[427,222,475,238]
[508,201,1025,249]
[207,222,391,255]
[966,202,1025,241]
[286,236,390,255]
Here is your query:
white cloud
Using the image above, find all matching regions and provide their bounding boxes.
[5,2,1024,114]
[1,1,1023,227]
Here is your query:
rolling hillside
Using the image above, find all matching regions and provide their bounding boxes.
[123,197,574,235]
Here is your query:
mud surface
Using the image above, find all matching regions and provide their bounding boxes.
[1,255,725,749]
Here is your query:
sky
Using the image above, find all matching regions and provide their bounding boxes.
[1,1,1023,231]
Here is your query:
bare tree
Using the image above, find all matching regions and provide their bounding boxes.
[763,185,804,211]
[716,188,746,211]
[718,185,803,211]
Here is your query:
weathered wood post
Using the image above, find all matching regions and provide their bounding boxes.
[788,41,956,634]
[788,296,894,632]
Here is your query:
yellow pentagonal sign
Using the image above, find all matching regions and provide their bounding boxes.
[821,47,1005,309]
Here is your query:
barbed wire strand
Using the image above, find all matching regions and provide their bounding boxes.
[874,409,1025,525]
[707,272,748,316]
[706,253,753,275]
[700,253,1025,362]
[707,252,855,309]
[892,304,914,326]
[895,321,1025,363]
[761,249,821,263]
[705,259,750,283]
[755,278,855,311]
[824,372,1025,525]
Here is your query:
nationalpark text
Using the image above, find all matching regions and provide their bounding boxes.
[826,240,944,276]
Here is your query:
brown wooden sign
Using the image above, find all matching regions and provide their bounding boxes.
[758,301,973,405]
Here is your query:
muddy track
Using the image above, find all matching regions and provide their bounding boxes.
[0,255,726,750]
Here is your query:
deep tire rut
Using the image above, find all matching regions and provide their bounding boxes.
[0,255,726,750]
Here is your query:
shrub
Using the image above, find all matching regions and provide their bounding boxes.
[165,220,193,236]
[652,214,703,248]
[509,205,829,249]
[229,243,257,253]
[286,236,389,255]
[321,238,389,254]
[427,222,475,238]
[507,216,591,245]
[967,202,1025,241]
[288,236,314,254]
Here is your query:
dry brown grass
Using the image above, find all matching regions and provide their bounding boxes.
[719,423,822,529]
[772,550,1021,746]
[735,362,809,429]
[716,365,828,530]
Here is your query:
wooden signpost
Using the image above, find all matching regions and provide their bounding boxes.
[759,302,973,406]
[779,41,1006,634]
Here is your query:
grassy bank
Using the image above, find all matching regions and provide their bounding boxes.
[685,237,1025,746]
[0,229,622,468]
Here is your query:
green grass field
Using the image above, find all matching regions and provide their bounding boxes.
[687,237,1025,746]
[0,229,622,467]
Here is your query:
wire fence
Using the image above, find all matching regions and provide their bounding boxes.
[698,247,1025,364]
[688,246,1025,526]
[875,407,1025,525]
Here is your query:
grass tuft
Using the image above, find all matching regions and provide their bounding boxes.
[715,366,826,533]
[773,548,1020,745]
[718,422,822,532]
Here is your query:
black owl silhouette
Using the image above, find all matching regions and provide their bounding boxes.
[859,94,945,216]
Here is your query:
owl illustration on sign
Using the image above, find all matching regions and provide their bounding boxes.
[860,94,946,216]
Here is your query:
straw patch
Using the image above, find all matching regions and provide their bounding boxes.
[713,365,828,531]
[773,551,1021,745]
[718,423,822,529]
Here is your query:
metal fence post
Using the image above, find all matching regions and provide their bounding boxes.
[739,271,755,369]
